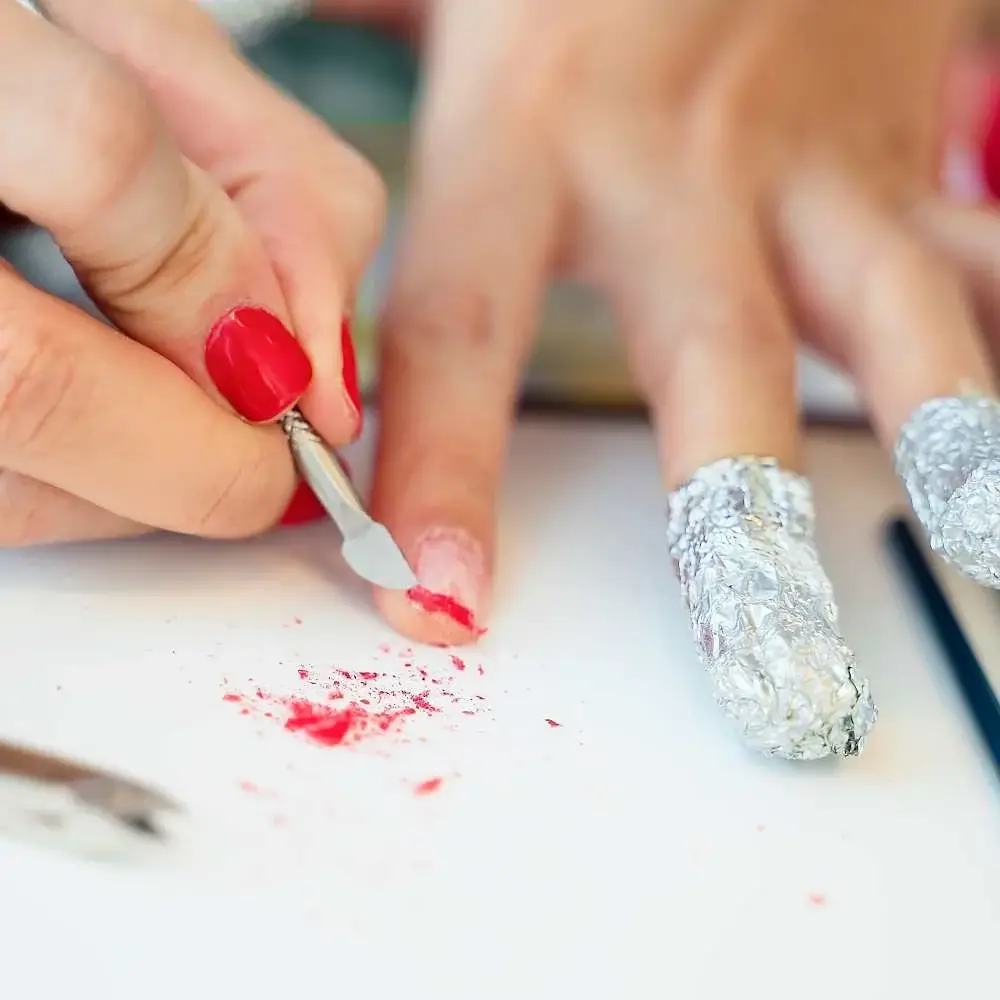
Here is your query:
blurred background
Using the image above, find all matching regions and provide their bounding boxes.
[5,6,1000,420]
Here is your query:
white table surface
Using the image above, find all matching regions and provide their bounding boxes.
[1,417,998,999]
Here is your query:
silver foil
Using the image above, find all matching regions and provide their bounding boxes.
[894,393,1000,588]
[666,457,877,760]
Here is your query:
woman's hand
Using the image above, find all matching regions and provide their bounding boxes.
[0,0,384,542]
[364,0,1000,754]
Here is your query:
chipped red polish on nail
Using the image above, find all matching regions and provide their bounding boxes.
[278,481,327,527]
[205,306,312,422]
[406,585,485,635]
[341,317,363,436]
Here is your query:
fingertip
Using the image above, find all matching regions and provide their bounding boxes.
[376,592,487,647]
[295,315,363,448]
[375,526,492,647]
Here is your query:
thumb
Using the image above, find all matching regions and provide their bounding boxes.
[42,0,387,446]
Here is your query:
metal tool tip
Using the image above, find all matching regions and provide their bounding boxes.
[342,522,418,590]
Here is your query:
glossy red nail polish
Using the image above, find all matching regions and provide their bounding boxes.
[205,307,312,422]
[278,482,327,526]
[981,72,1000,199]
[341,318,363,432]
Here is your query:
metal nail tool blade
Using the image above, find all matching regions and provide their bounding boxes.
[0,739,181,860]
[281,409,418,591]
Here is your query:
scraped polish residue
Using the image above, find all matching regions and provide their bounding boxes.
[222,646,491,750]
[406,586,485,635]
[414,777,444,796]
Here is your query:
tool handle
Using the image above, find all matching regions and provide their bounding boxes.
[281,409,371,539]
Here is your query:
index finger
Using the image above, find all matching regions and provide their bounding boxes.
[0,2,312,427]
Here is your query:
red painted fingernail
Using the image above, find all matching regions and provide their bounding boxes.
[205,306,312,422]
[278,482,327,526]
[981,75,1000,199]
[341,318,363,435]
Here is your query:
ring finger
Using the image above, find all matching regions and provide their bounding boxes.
[775,172,1000,586]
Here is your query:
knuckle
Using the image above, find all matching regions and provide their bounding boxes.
[0,314,77,457]
[91,185,221,310]
[323,146,388,258]
[344,151,388,224]
[384,281,500,358]
[64,67,161,226]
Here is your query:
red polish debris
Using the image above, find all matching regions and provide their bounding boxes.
[221,642,493,749]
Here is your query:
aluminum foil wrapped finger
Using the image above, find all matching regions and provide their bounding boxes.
[894,393,1000,588]
[666,457,877,760]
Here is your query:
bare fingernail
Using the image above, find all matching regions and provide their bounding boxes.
[406,527,488,636]
[667,457,877,760]
[895,392,1000,586]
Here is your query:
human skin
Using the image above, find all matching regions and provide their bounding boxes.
[8,1,1000,658]
[312,0,1000,645]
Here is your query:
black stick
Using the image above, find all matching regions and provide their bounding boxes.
[885,516,1000,771]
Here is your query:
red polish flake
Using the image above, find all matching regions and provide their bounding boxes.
[544,718,562,728]
[414,777,443,796]
[477,665,485,676]
[807,893,827,907]
[284,700,359,746]
[239,780,259,793]
[359,671,379,681]
[406,586,485,635]
[293,617,303,626]
[297,668,310,680]
[222,693,242,703]
[450,655,466,671]
[411,693,439,713]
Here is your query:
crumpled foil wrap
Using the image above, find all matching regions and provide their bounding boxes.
[894,393,1000,588]
[666,457,877,760]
